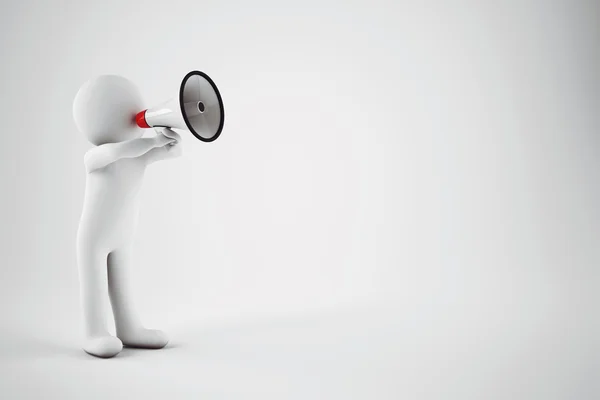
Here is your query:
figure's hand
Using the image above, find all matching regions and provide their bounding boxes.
[153,132,176,148]
[143,128,183,164]
[160,127,181,143]
[165,139,183,158]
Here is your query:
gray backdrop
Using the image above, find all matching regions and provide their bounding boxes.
[0,0,598,399]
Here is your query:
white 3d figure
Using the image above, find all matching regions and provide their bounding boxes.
[73,75,181,358]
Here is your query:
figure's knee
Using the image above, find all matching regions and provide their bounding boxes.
[76,242,109,292]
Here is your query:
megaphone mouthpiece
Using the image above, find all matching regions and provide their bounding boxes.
[135,110,151,128]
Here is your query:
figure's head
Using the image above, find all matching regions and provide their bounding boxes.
[73,75,145,145]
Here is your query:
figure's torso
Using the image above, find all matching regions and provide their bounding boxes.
[78,157,146,251]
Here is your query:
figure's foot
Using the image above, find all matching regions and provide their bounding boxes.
[118,328,169,349]
[83,335,123,358]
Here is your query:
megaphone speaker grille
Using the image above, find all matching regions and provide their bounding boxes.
[180,71,225,142]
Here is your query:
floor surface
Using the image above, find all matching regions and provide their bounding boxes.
[0,305,596,400]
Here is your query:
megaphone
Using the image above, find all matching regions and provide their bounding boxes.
[135,70,225,142]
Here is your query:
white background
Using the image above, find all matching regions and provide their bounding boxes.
[0,0,598,399]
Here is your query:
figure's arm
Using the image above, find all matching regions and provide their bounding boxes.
[142,128,183,165]
[84,134,174,172]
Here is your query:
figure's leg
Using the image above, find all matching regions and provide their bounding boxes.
[77,243,123,358]
[108,247,169,349]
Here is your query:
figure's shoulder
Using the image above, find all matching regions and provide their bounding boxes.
[83,146,101,165]
[83,144,113,173]
[84,146,98,157]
